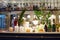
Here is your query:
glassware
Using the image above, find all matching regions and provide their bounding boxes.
[9,27,13,32]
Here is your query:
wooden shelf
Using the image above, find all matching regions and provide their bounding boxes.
[0,9,60,12]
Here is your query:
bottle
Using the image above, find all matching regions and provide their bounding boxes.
[32,18,38,26]
[48,20,51,32]
[19,26,25,33]
[9,27,14,32]
[14,17,18,27]
[44,23,48,32]
[59,27,60,32]
[52,23,56,32]
[37,22,45,32]
[12,17,18,31]
[52,19,56,32]
[14,22,19,32]
[11,17,15,28]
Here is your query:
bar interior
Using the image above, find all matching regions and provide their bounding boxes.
[0,0,60,33]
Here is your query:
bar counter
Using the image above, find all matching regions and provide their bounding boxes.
[0,32,60,38]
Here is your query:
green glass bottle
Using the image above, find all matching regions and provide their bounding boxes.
[52,19,56,32]
[48,20,51,32]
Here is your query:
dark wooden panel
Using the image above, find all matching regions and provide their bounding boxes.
[0,32,60,38]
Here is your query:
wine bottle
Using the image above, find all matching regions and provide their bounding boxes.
[48,20,51,32]
[52,19,56,32]
[44,24,48,32]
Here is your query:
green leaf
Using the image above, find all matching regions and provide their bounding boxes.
[18,9,26,26]
[34,10,43,20]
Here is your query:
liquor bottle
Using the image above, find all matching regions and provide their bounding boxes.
[52,19,56,32]
[32,18,38,26]
[48,20,51,32]
[12,17,18,30]
[44,23,48,32]
[19,26,25,33]
[11,17,15,28]
[14,22,19,32]
[52,24,56,32]
[14,17,18,26]
[59,27,60,32]
[36,22,45,32]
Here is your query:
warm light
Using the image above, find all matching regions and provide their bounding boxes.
[59,15,60,23]
[32,20,38,25]
[27,15,31,19]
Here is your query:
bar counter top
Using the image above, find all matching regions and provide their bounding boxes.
[0,32,60,34]
[0,32,60,38]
